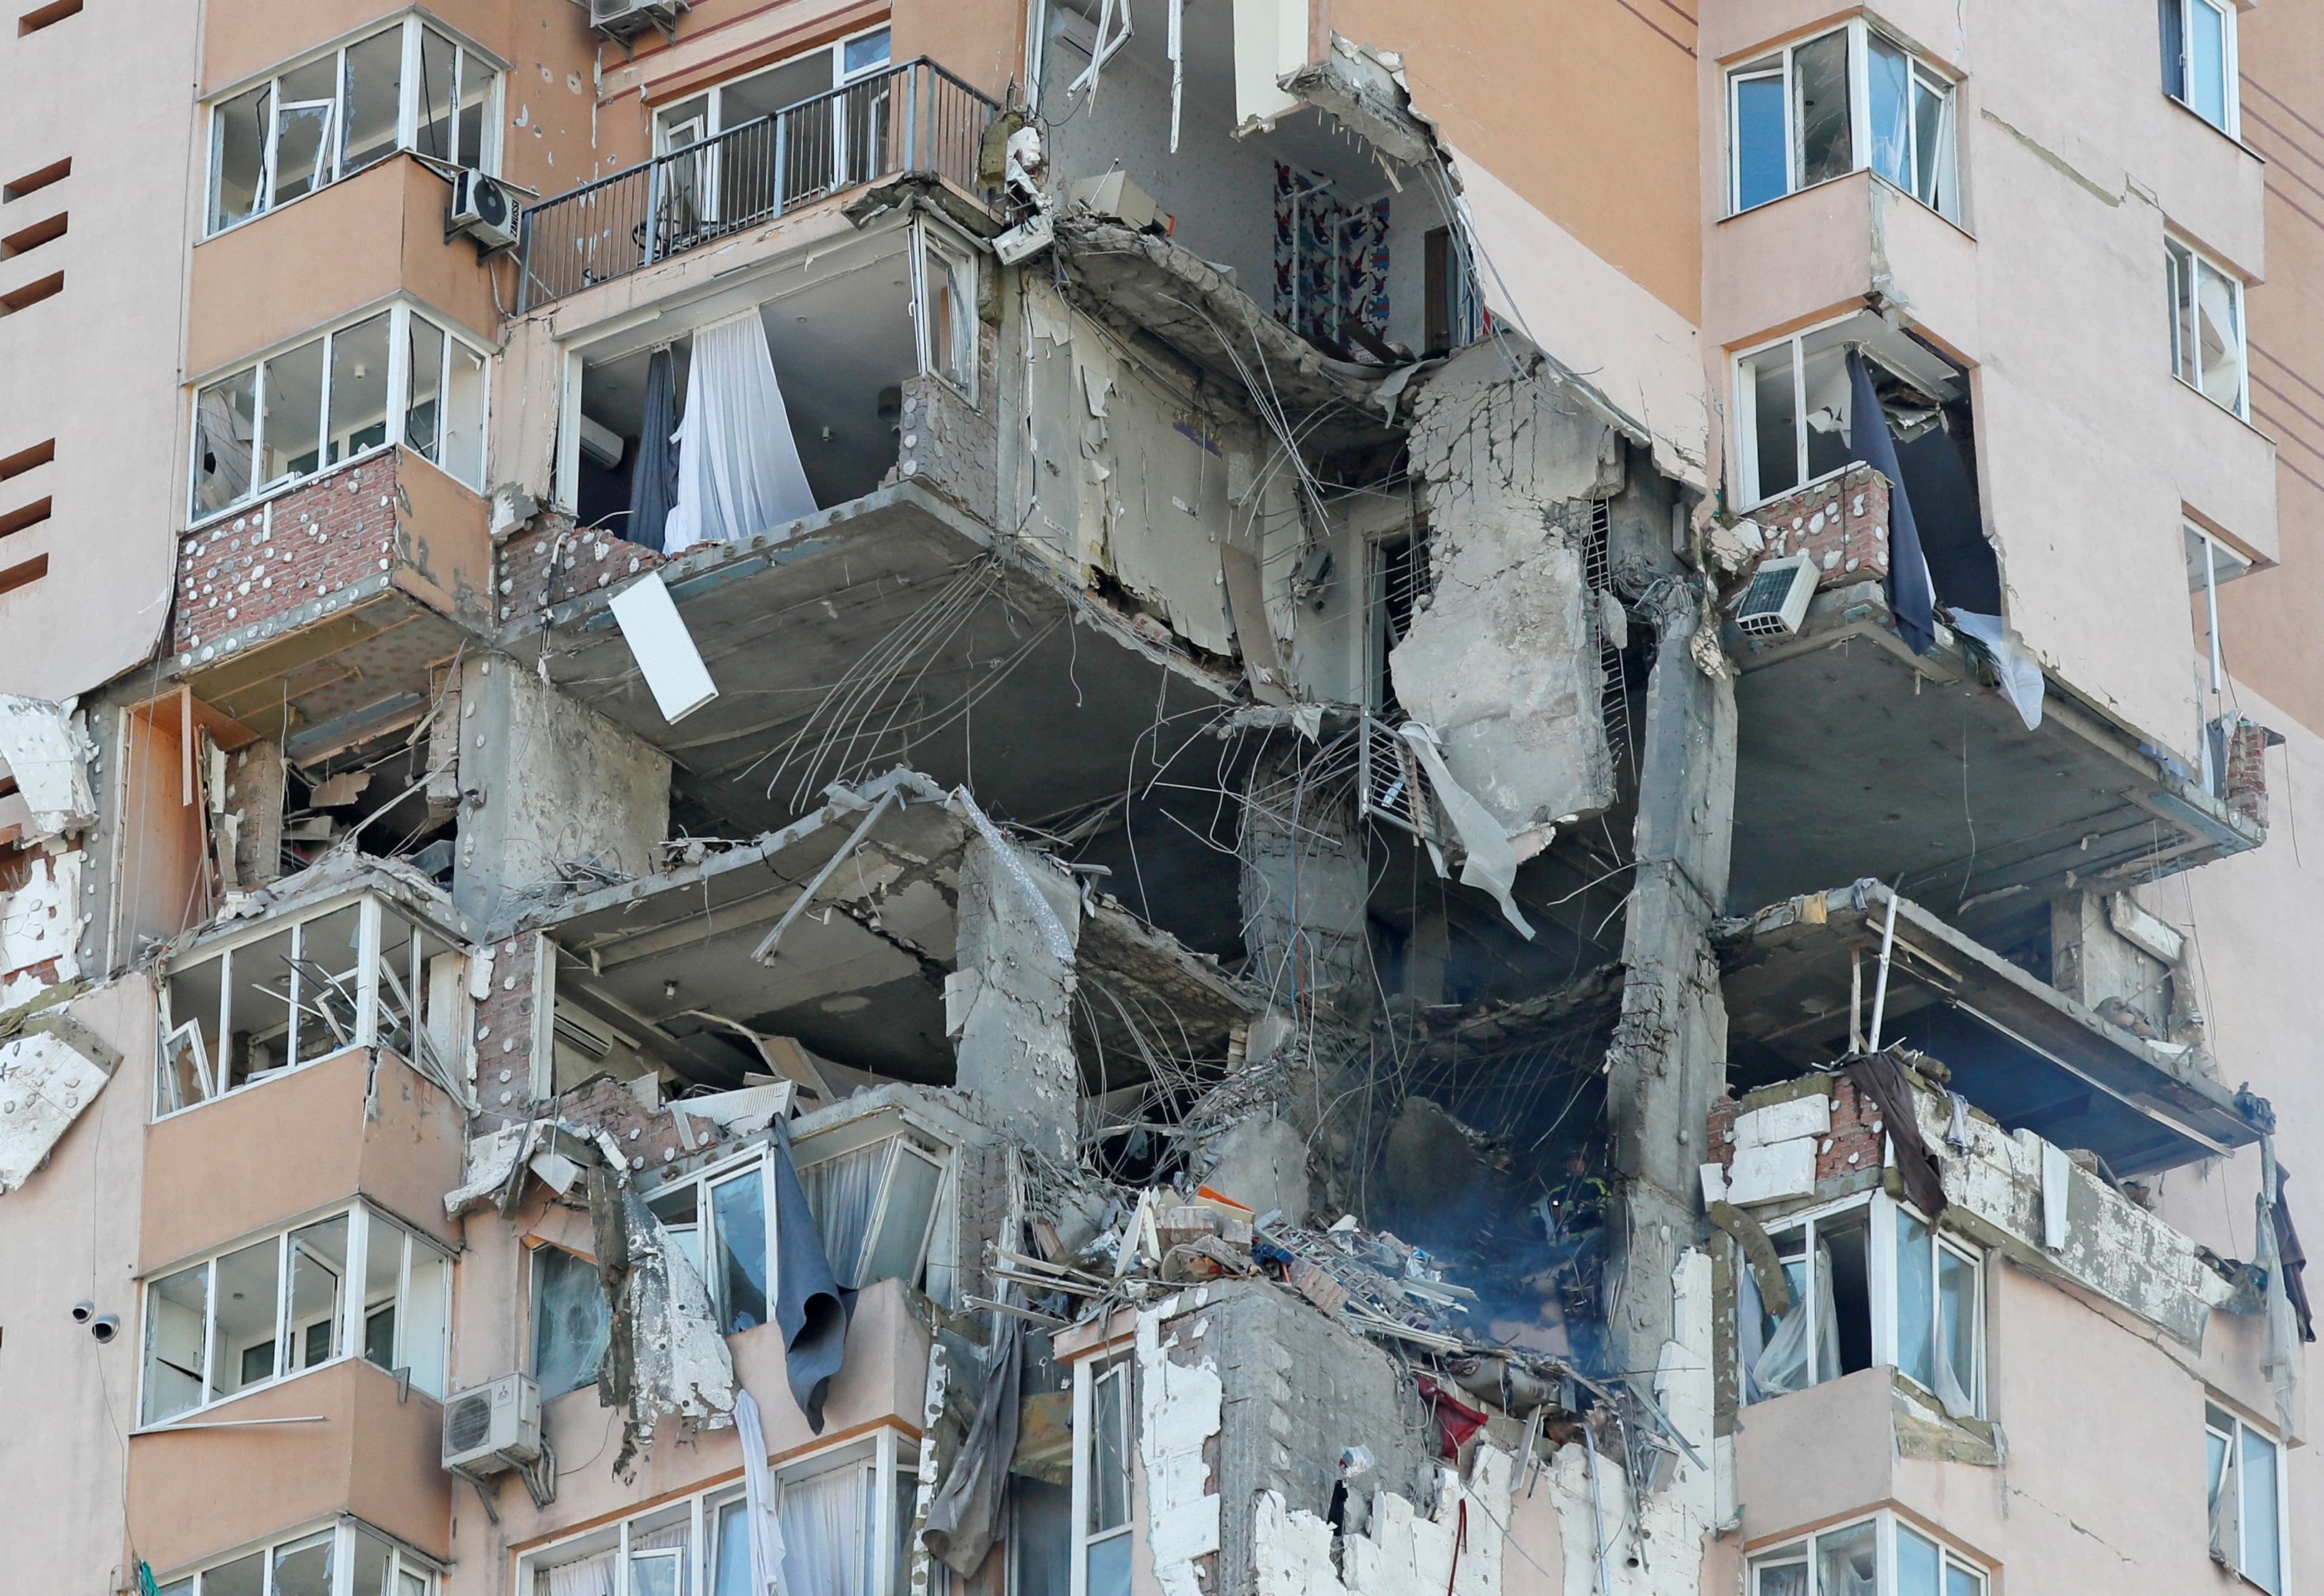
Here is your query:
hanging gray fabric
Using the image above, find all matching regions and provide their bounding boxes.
[923,1313,1024,1576]
[1845,349,1935,655]
[1842,1052,1948,1220]
[770,1115,854,1431]
[626,346,680,553]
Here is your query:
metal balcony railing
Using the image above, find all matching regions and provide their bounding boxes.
[519,58,998,308]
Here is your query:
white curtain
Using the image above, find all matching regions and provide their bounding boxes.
[735,1388,789,1596]
[545,1550,617,1596]
[779,1462,870,1596]
[1744,1242,1841,1402]
[662,310,819,556]
[800,1143,891,1288]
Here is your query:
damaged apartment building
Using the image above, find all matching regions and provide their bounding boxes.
[11,0,2324,1595]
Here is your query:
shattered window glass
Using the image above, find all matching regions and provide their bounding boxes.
[326,311,393,466]
[1814,1519,1877,1596]
[533,1243,611,1397]
[1792,30,1852,188]
[1867,37,1912,193]
[340,29,404,175]
[711,1167,771,1332]
[1744,344,1799,503]
[191,366,258,517]
[271,57,339,207]
[1751,1548,1807,1596]
[210,84,270,232]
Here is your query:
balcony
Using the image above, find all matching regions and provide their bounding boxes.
[518,58,998,308]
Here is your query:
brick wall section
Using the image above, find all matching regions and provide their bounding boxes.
[893,371,998,525]
[2225,720,2273,830]
[551,1070,711,1177]
[1705,1074,1887,1186]
[1748,464,1892,593]
[175,457,406,655]
[471,929,542,1125]
[498,511,666,626]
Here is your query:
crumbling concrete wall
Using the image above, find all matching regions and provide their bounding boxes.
[1393,345,1622,847]
[452,653,671,925]
[895,371,1000,527]
[1237,740,1369,1008]
[497,512,666,626]
[0,848,80,1008]
[949,831,1081,1162]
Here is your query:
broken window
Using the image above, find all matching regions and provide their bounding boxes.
[157,892,466,1114]
[1421,225,1481,356]
[1734,320,1857,507]
[794,1114,948,1291]
[2168,235,2247,417]
[204,19,502,235]
[2208,1402,2283,1592]
[188,303,491,519]
[915,221,976,396]
[139,1202,449,1423]
[2162,0,2238,135]
[1740,1193,1985,1416]
[532,1242,611,1398]
[157,1519,439,1596]
[1075,1358,1134,1596]
[647,1148,772,1335]
[2187,523,2254,780]
[1749,1513,1985,1596]
[526,1433,915,1596]
[1729,22,1958,220]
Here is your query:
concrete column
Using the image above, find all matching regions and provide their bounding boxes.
[1235,739,1369,1013]
[1604,581,1736,1381]
[950,831,1081,1162]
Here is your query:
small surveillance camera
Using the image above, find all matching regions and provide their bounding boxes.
[69,1301,94,1324]
[90,1315,120,1344]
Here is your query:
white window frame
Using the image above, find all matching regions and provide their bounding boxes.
[520,1429,910,1596]
[137,1200,454,1427]
[1070,1356,1135,1596]
[2207,1401,2288,1595]
[910,218,979,401]
[204,14,505,237]
[646,1142,780,1336]
[1746,1510,1987,1596]
[2163,0,2241,137]
[1741,1190,1985,1419]
[792,1106,953,1295]
[155,890,465,1116]
[187,299,492,524]
[2167,234,2250,419]
[1731,313,1863,510]
[155,1517,444,1596]
[650,22,894,152]
[1726,19,1960,222]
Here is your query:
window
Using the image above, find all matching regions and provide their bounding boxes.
[2162,0,2238,135]
[915,222,977,398]
[139,1203,452,1425]
[2187,525,2253,778]
[1729,21,1958,220]
[1733,321,1857,507]
[1749,1514,1985,1596]
[1738,1193,1983,1418]
[648,1150,773,1335]
[158,893,467,1112]
[207,19,500,234]
[525,1432,915,1596]
[651,25,891,152]
[794,1114,948,1292]
[2168,236,2247,417]
[156,1519,439,1596]
[190,303,490,519]
[532,1243,611,1398]
[2208,1403,2284,1593]
[1073,1358,1134,1596]
[1422,225,1482,355]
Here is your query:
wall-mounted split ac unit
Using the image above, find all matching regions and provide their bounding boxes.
[442,1372,543,1475]
[1734,554,1818,639]
[449,170,521,252]
[590,0,689,42]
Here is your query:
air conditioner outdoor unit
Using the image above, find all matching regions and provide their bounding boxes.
[1733,553,1818,639]
[590,0,689,42]
[442,1373,543,1474]
[449,170,521,251]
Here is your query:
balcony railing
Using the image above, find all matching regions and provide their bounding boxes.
[520,58,998,308]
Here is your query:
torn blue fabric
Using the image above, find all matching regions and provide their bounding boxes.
[771,1115,854,1430]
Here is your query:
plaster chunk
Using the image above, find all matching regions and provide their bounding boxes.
[0,1019,120,1194]
[1138,1305,1225,1596]
[0,698,95,842]
[1722,1137,1819,1205]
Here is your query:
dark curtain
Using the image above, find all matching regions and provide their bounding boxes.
[626,346,679,553]
[1847,351,1937,654]
[769,1116,854,1429]
[1892,418,2002,615]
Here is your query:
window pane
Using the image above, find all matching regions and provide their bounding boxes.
[931,250,968,386]
[1814,1519,1878,1596]
[259,339,326,486]
[1867,37,1912,191]
[193,368,259,517]
[1733,73,1788,210]
[403,1242,451,1396]
[802,1143,890,1287]
[1897,1210,1935,1388]
[711,1171,771,1333]
[162,955,227,1110]
[2195,261,2243,411]
[1937,1245,1977,1406]
[273,1529,337,1596]
[1944,1564,1983,1596]
[342,30,404,174]
[534,1245,611,1397]
[1801,341,1853,482]
[455,49,492,169]
[442,340,488,487]
[1752,1547,1807,1596]
[1895,1524,1941,1596]
[779,1464,870,1596]
[2188,0,2228,129]
[1913,75,1953,212]
[1085,1534,1131,1596]
[143,1262,210,1423]
[860,1145,943,1289]
[399,1571,428,1596]
[416,28,457,161]
[210,1236,283,1398]
[364,1216,405,1371]
[204,1551,266,1596]
[273,58,339,205]
[1794,31,1852,187]
[2241,1426,2281,1592]
[651,1184,704,1280]
[2168,243,2193,382]
[212,85,271,230]
[328,311,393,465]
[294,905,365,1065]
[631,1552,683,1596]
[1747,347,1799,502]
[844,28,891,77]
[1091,1367,1130,1533]
[405,315,445,459]
[286,1214,349,1372]
[225,925,298,1085]
[714,1499,754,1596]
[351,1524,393,1596]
